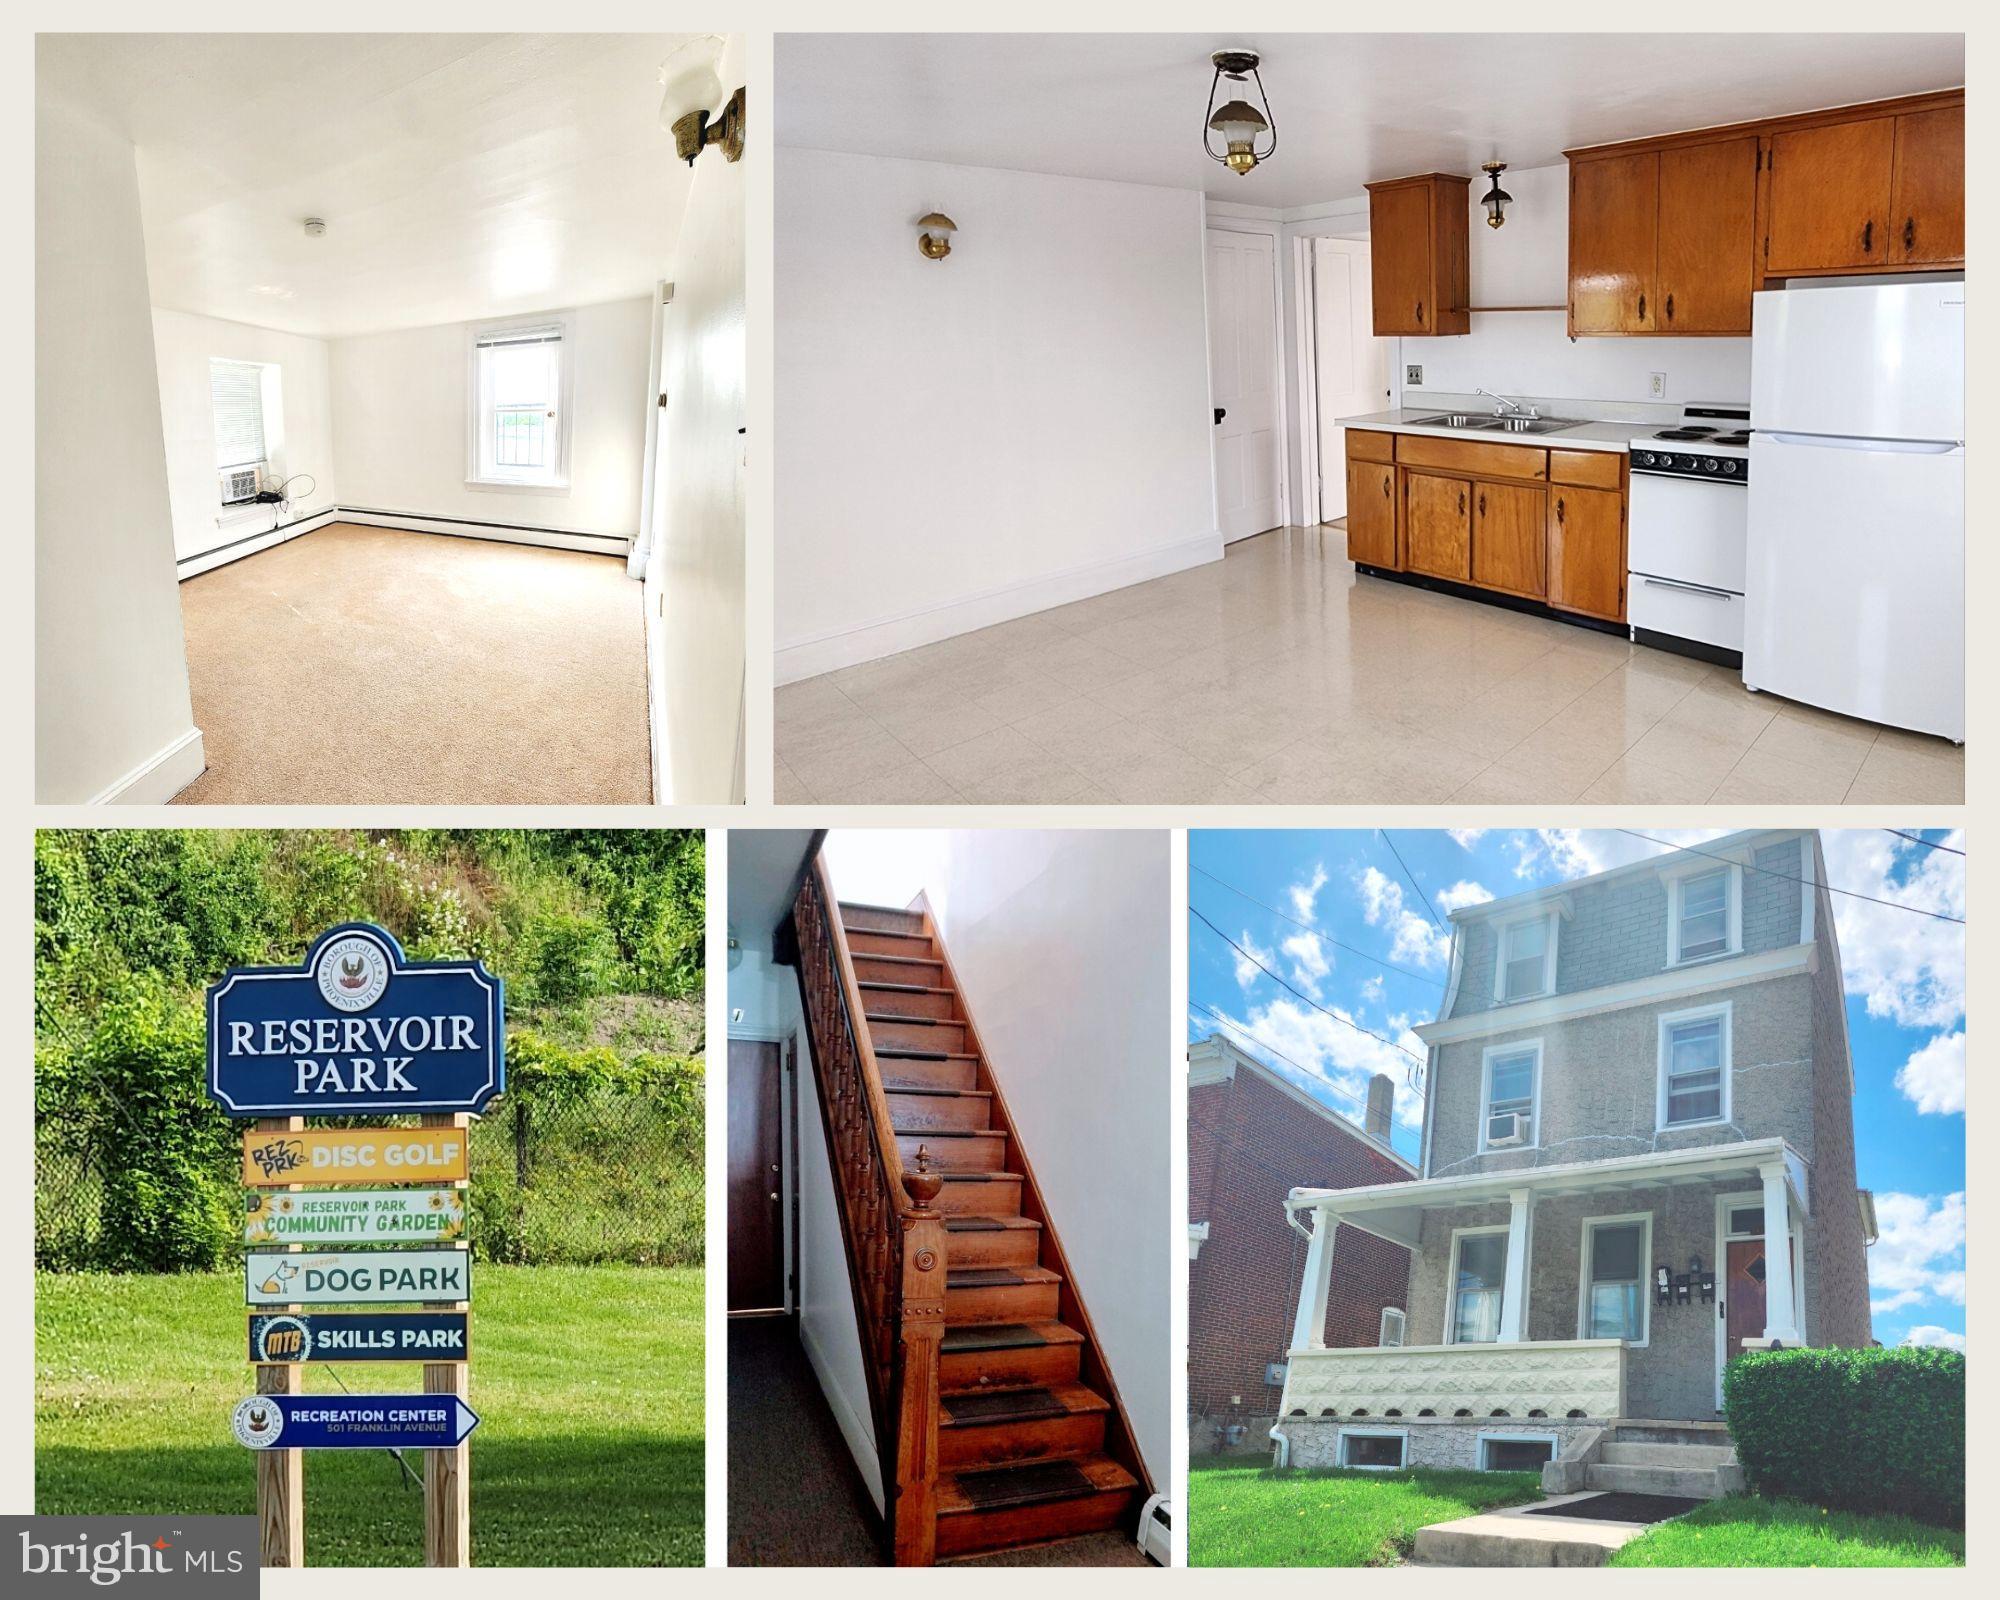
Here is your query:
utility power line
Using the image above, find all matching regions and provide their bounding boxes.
[1189,865,1446,987]
[1618,831,1964,926]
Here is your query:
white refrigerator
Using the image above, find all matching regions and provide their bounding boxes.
[1744,280,1965,741]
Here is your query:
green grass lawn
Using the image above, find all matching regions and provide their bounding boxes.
[36,1265,702,1566]
[1609,1496,1965,1567]
[1188,1454,1542,1567]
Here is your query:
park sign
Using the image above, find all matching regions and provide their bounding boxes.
[249,1311,469,1363]
[231,1394,480,1451]
[245,1187,466,1245]
[246,1247,470,1307]
[207,923,504,1116]
[243,1125,469,1187]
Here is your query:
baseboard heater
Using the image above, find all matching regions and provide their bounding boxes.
[179,506,633,579]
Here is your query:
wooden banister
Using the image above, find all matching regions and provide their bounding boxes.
[814,854,913,1207]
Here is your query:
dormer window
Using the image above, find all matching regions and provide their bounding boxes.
[1667,862,1743,965]
[1495,912,1556,1001]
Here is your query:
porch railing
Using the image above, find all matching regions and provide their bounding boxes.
[1281,1338,1627,1423]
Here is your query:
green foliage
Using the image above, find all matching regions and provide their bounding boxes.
[520,911,620,1004]
[1724,1345,1965,1526]
[1608,1495,1965,1567]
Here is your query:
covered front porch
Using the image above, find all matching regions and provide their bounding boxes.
[1279,1139,1811,1434]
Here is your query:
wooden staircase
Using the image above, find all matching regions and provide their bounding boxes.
[789,857,1150,1564]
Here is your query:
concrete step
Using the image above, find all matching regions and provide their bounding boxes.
[1412,1499,1646,1567]
[1600,1442,1733,1469]
[1583,1463,1724,1500]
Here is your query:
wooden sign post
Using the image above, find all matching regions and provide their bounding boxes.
[423,1110,471,1569]
[255,1114,306,1568]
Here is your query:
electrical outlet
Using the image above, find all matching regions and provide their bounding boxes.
[1406,364,1423,386]
[1649,371,1667,399]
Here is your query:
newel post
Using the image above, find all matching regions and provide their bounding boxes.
[891,1147,948,1566]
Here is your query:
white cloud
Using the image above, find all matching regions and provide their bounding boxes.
[1281,929,1331,995]
[1435,879,1495,916]
[1209,995,1427,1136]
[1868,1191,1966,1316]
[1509,828,1728,881]
[1895,1030,1965,1115]
[1361,975,1385,1003]
[1232,928,1276,991]
[1902,1325,1966,1351]
[1289,862,1330,923]
[1355,866,1451,969]
[1447,830,1487,850]
[1823,831,1965,1031]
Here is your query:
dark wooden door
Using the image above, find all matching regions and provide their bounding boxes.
[1369,182,1433,336]
[1470,480,1547,598]
[1890,105,1964,266]
[1568,151,1658,334]
[1657,138,1759,334]
[1765,117,1897,273]
[1724,1238,1768,1363]
[1345,461,1398,567]
[727,1039,785,1313]
[1404,473,1471,582]
[1547,486,1625,621]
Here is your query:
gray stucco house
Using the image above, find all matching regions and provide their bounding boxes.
[1275,829,1878,1483]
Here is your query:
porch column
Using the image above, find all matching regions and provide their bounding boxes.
[1498,1188,1533,1343]
[1290,1210,1336,1353]
[1759,1162,1803,1344]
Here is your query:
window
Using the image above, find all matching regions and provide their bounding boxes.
[1449,1230,1509,1344]
[1658,1004,1731,1129]
[1479,1435,1557,1472]
[469,320,570,489]
[1496,914,1554,1001]
[1378,1307,1406,1348]
[1727,1206,1765,1236]
[1481,1041,1540,1150]
[210,358,273,504]
[1338,1431,1407,1470]
[1668,863,1741,964]
[1580,1216,1651,1344]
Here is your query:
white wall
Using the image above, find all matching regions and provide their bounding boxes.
[914,830,1173,1493]
[328,295,653,536]
[776,149,1217,682]
[151,309,339,561]
[651,30,748,804]
[35,85,204,803]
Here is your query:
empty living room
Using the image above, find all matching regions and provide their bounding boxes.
[37,31,748,805]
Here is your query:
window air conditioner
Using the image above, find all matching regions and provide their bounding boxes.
[219,465,262,505]
[1486,1110,1529,1147]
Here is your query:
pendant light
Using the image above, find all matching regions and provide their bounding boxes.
[1204,50,1277,177]
[1481,161,1512,228]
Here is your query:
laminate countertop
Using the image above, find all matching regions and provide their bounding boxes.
[1339,409,1654,455]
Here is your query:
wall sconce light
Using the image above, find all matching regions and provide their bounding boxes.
[1204,50,1277,177]
[660,43,745,167]
[917,212,957,261]
[1481,161,1512,229]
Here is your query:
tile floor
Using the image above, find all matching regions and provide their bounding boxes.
[776,526,1964,806]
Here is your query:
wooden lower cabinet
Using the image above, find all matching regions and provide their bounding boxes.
[1404,473,1471,582]
[1345,460,1398,567]
[1471,480,1548,598]
[1547,486,1625,621]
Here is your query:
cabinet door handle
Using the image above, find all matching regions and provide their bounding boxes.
[1665,293,1675,323]
[1556,497,1566,526]
[1637,292,1646,322]
[1382,475,1391,499]
[1478,491,1486,516]
[1457,491,1466,515]
[1905,217,1916,254]
[1862,219,1874,254]
[1415,300,1424,326]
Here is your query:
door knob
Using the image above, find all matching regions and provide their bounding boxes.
[1214,407,1226,426]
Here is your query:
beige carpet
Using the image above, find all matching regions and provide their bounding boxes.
[176,523,651,804]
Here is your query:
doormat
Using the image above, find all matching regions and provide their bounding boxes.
[943,1387,1065,1425]
[1524,1492,1704,1524]
[953,1459,1091,1510]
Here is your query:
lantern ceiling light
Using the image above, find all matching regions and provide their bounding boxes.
[1204,50,1276,177]
[1481,160,1513,228]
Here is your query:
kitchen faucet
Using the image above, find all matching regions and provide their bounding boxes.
[1477,387,1540,420]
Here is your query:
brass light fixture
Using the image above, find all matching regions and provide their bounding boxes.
[1481,161,1513,228]
[672,87,747,167]
[660,42,745,167]
[917,212,957,261]
[1204,49,1277,177]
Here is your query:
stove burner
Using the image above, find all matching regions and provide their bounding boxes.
[1712,432,1751,447]
[1654,427,1718,441]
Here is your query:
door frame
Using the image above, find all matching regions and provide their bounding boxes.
[1713,1188,1807,1409]
[1204,214,1289,542]
[728,1028,796,1316]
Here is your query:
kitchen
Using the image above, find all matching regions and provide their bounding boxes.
[774,34,1964,805]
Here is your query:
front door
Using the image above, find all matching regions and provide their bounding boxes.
[726,1039,785,1314]
[1206,228,1284,543]
[1311,236,1389,523]
[1721,1232,1796,1402]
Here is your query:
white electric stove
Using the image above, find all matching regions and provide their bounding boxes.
[1626,403,1752,664]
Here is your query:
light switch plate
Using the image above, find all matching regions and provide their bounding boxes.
[1406,364,1423,386]
[1649,371,1667,399]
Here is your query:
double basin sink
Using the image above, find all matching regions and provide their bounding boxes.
[1412,412,1587,437]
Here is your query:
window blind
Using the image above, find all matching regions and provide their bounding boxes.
[474,324,564,350]
[210,360,267,469]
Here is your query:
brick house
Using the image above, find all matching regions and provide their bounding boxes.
[1273,829,1879,1491]
[1188,1033,1414,1452]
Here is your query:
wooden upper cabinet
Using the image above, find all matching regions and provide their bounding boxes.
[1366,174,1470,337]
[1657,137,1759,334]
[1403,472,1471,581]
[1891,104,1964,265]
[1569,150,1658,335]
[1764,116,1897,273]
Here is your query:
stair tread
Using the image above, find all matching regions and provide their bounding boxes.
[937,1454,1137,1516]
[859,981,955,995]
[883,1085,991,1099]
[866,1010,959,1024]
[944,1215,1040,1232]
[947,1265,1060,1288]
[896,1125,1008,1139]
[940,1382,1109,1428]
[937,1171,1022,1183]
[940,1319,1083,1353]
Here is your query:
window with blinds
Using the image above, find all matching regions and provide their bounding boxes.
[210,359,270,502]
[470,322,567,488]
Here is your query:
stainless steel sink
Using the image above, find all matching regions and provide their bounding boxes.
[1412,413,1585,436]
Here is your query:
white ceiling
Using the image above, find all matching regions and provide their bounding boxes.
[39,33,717,338]
[776,33,1965,211]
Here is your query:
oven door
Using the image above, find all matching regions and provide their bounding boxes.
[1627,470,1749,594]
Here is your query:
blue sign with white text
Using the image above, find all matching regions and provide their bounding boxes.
[230,1394,480,1450]
[206,924,504,1116]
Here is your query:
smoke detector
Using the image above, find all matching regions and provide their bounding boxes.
[303,217,327,238]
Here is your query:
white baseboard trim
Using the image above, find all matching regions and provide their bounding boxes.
[87,725,206,805]
[176,509,341,579]
[798,1314,885,1516]
[338,508,632,558]
[775,529,1224,684]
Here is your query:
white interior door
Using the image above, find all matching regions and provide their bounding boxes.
[1312,237,1389,523]
[1206,228,1283,543]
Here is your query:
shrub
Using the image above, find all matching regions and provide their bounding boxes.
[522,911,619,1003]
[1724,1345,1965,1526]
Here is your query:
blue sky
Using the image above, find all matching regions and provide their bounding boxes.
[1188,828,1965,1352]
